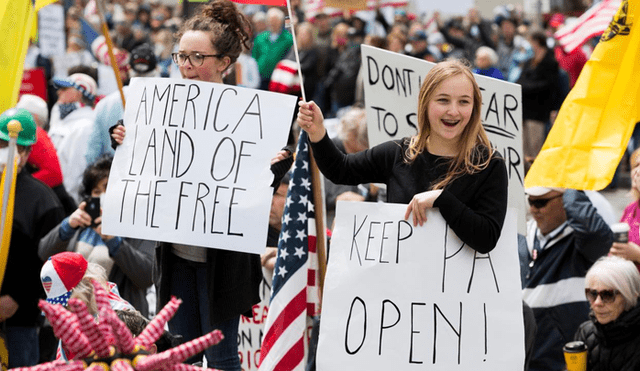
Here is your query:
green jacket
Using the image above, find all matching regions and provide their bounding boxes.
[252,30,293,80]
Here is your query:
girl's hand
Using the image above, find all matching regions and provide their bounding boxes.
[610,241,640,264]
[404,190,443,227]
[112,124,126,145]
[69,202,93,229]
[297,101,326,143]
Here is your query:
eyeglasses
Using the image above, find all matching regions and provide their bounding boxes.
[171,52,224,66]
[527,194,563,209]
[585,288,620,304]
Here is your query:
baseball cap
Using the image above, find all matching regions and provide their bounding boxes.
[40,252,88,307]
[129,43,157,74]
[0,108,37,146]
[53,73,97,102]
[525,187,566,196]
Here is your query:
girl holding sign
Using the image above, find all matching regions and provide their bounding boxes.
[112,1,291,369]
[297,59,508,253]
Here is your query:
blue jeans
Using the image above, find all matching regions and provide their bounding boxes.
[168,255,241,370]
[5,326,39,368]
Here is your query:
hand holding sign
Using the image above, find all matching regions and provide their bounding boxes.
[405,189,443,227]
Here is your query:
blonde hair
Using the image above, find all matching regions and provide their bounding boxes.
[406,59,493,190]
[69,263,108,315]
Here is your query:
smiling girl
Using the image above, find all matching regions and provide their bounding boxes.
[297,59,508,253]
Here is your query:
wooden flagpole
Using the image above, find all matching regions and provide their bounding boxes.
[284,0,328,300]
[95,0,126,108]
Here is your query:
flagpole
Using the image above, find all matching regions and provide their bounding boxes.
[95,0,126,108]
[0,120,20,291]
[284,0,328,299]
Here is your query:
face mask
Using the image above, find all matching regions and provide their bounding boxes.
[59,102,80,120]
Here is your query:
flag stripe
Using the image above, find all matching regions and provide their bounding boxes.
[261,288,306,356]
[555,0,621,53]
[273,337,305,371]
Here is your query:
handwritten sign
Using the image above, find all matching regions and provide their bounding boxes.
[361,45,526,234]
[317,202,524,370]
[102,78,297,254]
[238,277,270,370]
[38,3,65,58]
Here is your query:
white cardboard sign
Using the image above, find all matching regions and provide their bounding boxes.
[317,202,524,370]
[361,45,526,234]
[102,78,297,254]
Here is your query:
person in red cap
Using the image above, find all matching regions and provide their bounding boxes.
[0,108,65,368]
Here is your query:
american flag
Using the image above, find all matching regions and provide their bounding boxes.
[555,0,621,53]
[259,131,320,371]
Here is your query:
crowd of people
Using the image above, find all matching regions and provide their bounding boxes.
[1,0,639,370]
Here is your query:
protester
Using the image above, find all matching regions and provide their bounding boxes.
[16,94,77,216]
[613,147,640,270]
[519,187,612,371]
[473,46,504,79]
[39,252,135,361]
[574,255,640,370]
[39,156,154,317]
[252,7,293,90]
[85,43,159,166]
[48,72,97,203]
[0,108,65,367]
[517,30,560,167]
[111,1,292,368]
[297,59,509,253]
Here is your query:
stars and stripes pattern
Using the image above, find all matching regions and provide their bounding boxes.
[555,0,621,53]
[259,131,320,371]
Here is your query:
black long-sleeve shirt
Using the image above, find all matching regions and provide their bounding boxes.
[310,134,508,253]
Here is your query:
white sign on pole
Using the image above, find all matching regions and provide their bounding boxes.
[38,4,65,58]
[317,202,524,370]
[361,45,526,234]
[102,78,297,254]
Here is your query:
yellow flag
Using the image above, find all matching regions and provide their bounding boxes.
[525,0,640,190]
[0,0,34,114]
[0,159,17,292]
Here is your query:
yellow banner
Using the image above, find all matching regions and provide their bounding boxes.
[0,0,34,114]
[525,0,640,190]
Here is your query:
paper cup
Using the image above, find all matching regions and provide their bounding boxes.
[563,341,587,371]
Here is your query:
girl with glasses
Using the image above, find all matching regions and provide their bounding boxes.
[111,1,292,369]
[574,255,640,370]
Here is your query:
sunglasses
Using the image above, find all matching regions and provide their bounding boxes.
[527,194,562,209]
[585,288,620,304]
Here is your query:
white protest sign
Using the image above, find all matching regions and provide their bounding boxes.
[238,277,270,370]
[317,202,524,370]
[38,4,65,58]
[361,45,526,234]
[102,78,297,254]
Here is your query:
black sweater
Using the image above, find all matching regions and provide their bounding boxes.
[310,135,508,253]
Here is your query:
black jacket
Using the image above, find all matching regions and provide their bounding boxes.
[574,303,640,371]
[517,49,560,122]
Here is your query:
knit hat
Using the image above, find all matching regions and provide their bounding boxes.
[16,94,49,127]
[41,252,88,306]
[52,73,97,102]
[91,35,130,76]
[129,43,157,75]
